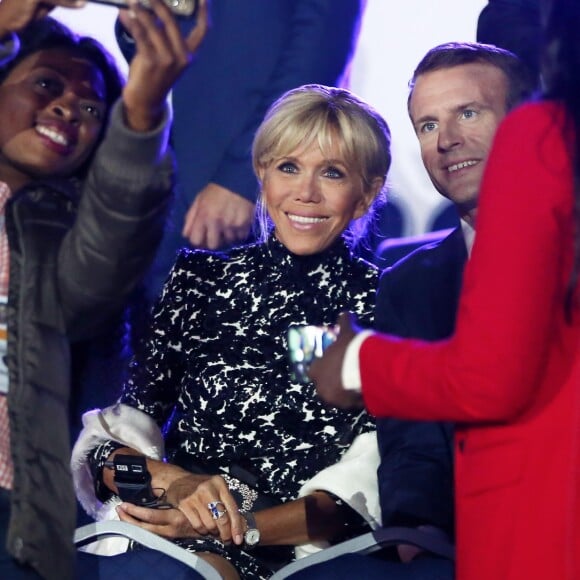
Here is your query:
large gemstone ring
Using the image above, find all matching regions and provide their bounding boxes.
[207,500,227,520]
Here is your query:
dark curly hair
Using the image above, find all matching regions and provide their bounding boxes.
[541,0,580,319]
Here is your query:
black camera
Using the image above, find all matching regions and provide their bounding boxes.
[86,0,198,19]
[105,454,170,508]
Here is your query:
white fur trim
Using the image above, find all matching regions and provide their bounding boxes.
[71,404,165,555]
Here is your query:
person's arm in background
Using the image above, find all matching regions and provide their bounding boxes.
[115,0,366,249]
[116,0,365,249]
[60,0,208,339]
[477,0,543,85]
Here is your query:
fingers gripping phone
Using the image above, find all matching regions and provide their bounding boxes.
[288,325,338,384]
[86,0,198,19]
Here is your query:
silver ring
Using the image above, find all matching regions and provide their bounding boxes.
[207,501,227,520]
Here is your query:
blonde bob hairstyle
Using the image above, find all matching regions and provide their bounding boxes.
[252,84,391,247]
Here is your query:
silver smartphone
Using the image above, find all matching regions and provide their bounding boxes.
[86,0,197,19]
[287,325,338,384]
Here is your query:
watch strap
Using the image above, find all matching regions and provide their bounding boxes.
[243,510,257,529]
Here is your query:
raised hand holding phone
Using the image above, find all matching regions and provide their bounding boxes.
[118,0,207,131]
[288,324,339,384]
[309,312,365,409]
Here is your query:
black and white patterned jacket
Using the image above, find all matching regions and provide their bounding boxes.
[121,234,378,501]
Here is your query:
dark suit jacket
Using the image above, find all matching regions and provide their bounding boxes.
[375,227,467,539]
[174,0,364,205]
[118,0,363,205]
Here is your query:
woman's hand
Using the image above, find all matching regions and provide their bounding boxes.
[103,450,244,543]
[165,474,246,546]
[0,0,85,37]
[117,500,198,539]
[103,450,210,539]
[119,0,208,131]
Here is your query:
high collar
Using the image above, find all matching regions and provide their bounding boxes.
[261,232,352,278]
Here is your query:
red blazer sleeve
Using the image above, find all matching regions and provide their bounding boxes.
[361,102,575,422]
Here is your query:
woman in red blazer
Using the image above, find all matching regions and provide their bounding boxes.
[311,0,580,578]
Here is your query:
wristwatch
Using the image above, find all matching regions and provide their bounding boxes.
[241,511,260,548]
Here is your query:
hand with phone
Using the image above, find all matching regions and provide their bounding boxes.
[117,0,208,132]
[104,451,245,544]
[103,452,201,538]
[309,312,366,409]
[288,324,339,384]
[0,0,208,133]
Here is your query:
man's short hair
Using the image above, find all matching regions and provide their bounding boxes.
[408,41,538,113]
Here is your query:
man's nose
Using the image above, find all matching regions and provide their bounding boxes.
[437,121,463,151]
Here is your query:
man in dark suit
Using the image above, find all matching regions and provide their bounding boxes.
[375,41,537,570]
[289,42,535,579]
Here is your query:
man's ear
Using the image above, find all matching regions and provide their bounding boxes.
[354,177,385,219]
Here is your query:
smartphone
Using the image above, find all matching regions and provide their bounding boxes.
[86,0,198,19]
[288,325,338,384]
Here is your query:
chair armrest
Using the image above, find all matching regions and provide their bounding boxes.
[372,526,455,561]
[271,526,454,580]
[74,521,222,580]
[271,531,377,579]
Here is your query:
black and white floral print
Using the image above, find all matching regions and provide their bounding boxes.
[117,235,378,578]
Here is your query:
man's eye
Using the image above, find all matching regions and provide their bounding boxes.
[462,109,477,120]
[420,121,437,134]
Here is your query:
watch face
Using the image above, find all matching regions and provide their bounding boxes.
[245,528,260,546]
